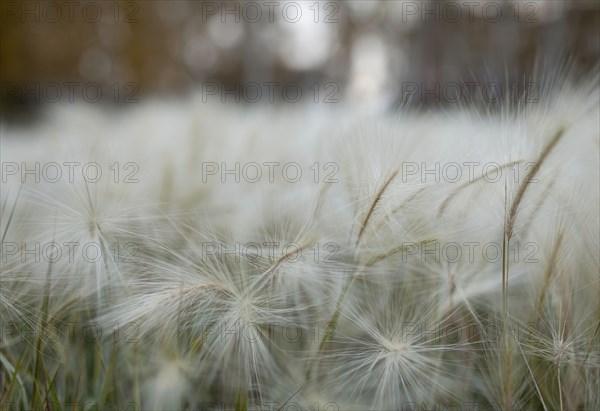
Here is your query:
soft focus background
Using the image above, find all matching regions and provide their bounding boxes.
[1,0,599,121]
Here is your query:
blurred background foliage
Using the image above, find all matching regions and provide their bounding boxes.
[0,0,598,119]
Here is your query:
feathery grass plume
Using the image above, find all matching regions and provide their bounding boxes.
[316,284,465,409]
[97,224,312,407]
[524,292,600,410]
[235,190,351,329]
[7,179,152,309]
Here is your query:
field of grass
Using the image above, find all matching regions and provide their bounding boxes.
[1,76,599,410]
